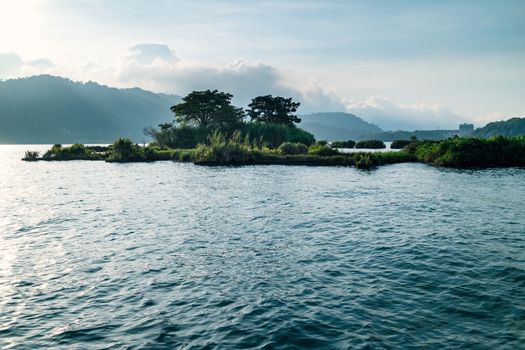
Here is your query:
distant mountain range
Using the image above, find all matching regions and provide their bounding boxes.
[0,75,180,143]
[299,112,382,141]
[472,117,525,138]
[0,75,523,144]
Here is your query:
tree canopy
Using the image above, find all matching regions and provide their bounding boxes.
[246,95,301,126]
[170,90,245,130]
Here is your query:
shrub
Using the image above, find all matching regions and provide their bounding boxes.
[408,136,525,167]
[355,140,386,149]
[145,122,316,150]
[390,140,412,149]
[107,138,149,162]
[24,150,39,160]
[278,142,308,155]
[193,131,254,164]
[331,140,356,148]
[309,143,340,156]
[242,123,315,148]
[43,143,100,160]
[354,153,373,169]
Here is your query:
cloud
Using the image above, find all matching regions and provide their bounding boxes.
[0,52,23,77]
[1,44,473,129]
[26,58,55,69]
[0,52,55,79]
[344,96,464,130]
[113,44,344,113]
[471,112,508,126]
[126,43,180,64]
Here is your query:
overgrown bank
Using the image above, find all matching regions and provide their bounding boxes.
[23,135,525,169]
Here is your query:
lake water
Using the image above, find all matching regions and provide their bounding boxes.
[1,145,524,349]
[337,141,398,153]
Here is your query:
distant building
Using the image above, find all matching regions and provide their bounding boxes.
[458,123,474,136]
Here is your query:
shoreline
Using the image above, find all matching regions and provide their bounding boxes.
[21,136,525,169]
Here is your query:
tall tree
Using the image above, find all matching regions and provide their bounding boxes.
[170,90,244,129]
[247,95,301,126]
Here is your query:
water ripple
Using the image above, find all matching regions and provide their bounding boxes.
[0,145,524,349]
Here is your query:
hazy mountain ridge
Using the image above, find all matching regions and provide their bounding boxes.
[472,117,525,138]
[1,75,523,144]
[299,112,382,141]
[0,75,180,143]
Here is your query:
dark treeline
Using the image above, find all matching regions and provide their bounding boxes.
[331,140,356,148]
[355,140,386,149]
[390,139,414,149]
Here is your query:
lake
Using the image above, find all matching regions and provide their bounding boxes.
[1,145,524,349]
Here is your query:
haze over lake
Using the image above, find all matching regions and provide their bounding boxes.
[1,145,524,349]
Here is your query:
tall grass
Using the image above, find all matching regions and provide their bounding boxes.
[147,122,315,149]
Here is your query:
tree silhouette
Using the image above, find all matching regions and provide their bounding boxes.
[170,90,244,129]
[247,95,301,126]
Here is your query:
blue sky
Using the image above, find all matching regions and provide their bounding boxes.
[0,0,524,129]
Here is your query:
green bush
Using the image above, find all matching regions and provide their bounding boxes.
[242,123,315,148]
[390,140,412,149]
[309,143,340,156]
[107,138,157,162]
[355,140,386,149]
[43,143,100,160]
[354,153,373,169]
[408,136,525,167]
[193,131,254,164]
[331,140,356,148]
[146,122,315,149]
[278,142,308,155]
[24,150,40,160]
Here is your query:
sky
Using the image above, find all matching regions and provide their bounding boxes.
[0,0,524,130]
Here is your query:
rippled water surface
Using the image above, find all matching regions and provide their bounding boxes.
[1,145,524,349]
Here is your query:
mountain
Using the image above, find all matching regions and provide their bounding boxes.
[0,75,180,144]
[298,112,382,141]
[369,129,458,141]
[472,117,525,138]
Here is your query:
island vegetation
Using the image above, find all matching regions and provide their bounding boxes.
[390,139,414,149]
[406,136,525,167]
[355,140,386,149]
[23,90,525,169]
[331,140,356,148]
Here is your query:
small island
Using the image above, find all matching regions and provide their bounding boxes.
[23,90,525,169]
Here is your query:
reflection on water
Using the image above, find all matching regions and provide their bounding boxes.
[1,145,524,349]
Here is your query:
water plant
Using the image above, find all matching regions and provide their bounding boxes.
[24,150,40,160]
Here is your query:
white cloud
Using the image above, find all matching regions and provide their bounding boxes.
[471,112,510,126]
[0,53,23,77]
[110,44,344,113]
[126,43,180,64]
[0,52,56,79]
[344,96,464,130]
[26,58,55,70]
